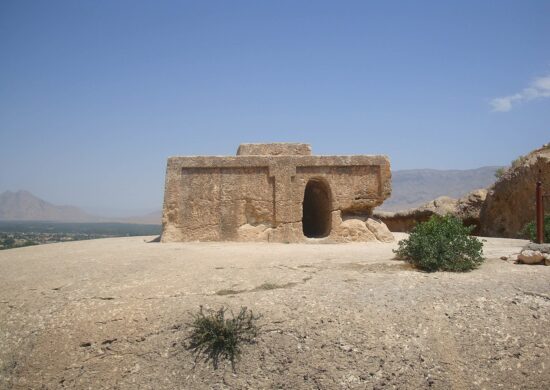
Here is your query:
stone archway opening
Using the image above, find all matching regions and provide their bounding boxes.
[302,179,332,238]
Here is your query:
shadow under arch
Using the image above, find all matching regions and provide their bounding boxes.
[302,178,332,238]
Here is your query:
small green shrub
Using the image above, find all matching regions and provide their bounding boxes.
[521,215,550,242]
[394,215,484,272]
[494,167,506,179]
[186,306,261,370]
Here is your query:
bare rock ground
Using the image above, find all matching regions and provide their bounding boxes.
[0,235,549,389]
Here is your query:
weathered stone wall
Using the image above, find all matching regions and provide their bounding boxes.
[161,144,392,243]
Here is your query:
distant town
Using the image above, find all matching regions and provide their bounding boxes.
[0,221,161,250]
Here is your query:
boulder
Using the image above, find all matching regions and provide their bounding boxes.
[517,250,545,264]
[365,218,394,242]
[237,223,272,242]
[335,219,377,242]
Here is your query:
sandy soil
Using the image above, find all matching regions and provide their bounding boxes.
[0,235,549,389]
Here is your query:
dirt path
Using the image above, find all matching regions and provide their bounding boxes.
[0,235,548,389]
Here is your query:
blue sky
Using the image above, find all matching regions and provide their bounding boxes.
[1,1,549,214]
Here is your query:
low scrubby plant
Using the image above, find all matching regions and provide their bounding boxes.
[511,155,528,169]
[394,215,484,272]
[521,215,550,242]
[186,306,261,370]
[494,167,506,179]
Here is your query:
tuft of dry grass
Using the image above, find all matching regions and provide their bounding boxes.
[186,306,261,370]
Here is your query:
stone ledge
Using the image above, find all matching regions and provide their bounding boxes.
[237,143,312,156]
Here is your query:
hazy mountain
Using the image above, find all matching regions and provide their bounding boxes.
[378,166,501,211]
[0,190,161,224]
[0,190,102,222]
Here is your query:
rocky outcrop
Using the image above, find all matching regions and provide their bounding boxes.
[374,189,487,234]
[479,144,550,238]
[374,197,454,233]
[455,189,488,228]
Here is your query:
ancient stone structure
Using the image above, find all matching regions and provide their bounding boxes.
[161,143,393,243]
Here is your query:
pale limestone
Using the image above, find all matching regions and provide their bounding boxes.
[161,143,392,243]
[237,143,312,156]
[334,219,377,243]
[1,235,547,389]
[365,218,395,243]
[517,250,545,264]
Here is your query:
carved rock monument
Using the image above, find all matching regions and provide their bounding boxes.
[161,143,393,243]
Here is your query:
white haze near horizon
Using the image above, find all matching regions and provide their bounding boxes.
[2,165,505,218]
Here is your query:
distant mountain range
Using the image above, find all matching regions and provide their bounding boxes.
[379,166,501,211]
[0,167,500,223]
[0,191,161,225]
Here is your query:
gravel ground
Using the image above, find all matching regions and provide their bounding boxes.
[0,234,548,389]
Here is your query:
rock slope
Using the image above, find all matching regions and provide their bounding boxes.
[480,143,550,238]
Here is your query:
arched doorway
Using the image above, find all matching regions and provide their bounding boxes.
[302,179,332,238]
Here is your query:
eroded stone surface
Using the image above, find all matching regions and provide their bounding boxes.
[365,218,395,242]
[334,219,377,242]
[237,143,312,156]
[518,250,545,264]
[480,143,550,238]
[1,235,549,389]
[161,144,392,243]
